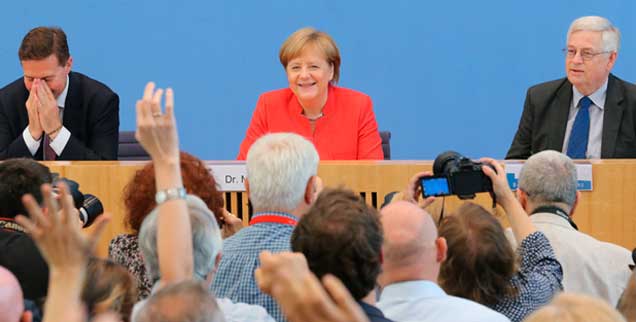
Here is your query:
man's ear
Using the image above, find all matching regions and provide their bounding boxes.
[570,191,581,217]
[244,178,250,199]
[304,176,315,205]
[517,189,529,212]
[436,237,447,263]
[64,56,73,74]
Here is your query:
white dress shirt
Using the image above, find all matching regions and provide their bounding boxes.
[377,280,510,322]
[505,212,633,306]
[22,75,72,157]
[562,79,607,159]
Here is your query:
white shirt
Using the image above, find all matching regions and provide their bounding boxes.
[505,213,633,306]
[377,280,511,322]
[22,75,72,157]
[562,79,607,159]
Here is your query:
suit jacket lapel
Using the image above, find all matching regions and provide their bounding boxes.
[62,72,82,137]
[548,79,573,151]
[601,74,624,158]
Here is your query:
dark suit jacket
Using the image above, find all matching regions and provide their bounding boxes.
[506,74,636,159]
[0,71,119,160]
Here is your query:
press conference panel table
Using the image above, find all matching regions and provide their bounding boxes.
[42,160,636,257]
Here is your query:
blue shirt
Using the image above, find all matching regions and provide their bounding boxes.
[490,231,563,322]
[212,212,297,322]
[377,280,510,322]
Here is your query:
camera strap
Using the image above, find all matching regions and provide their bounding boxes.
[530,206,578,230]
[0,218,26,233]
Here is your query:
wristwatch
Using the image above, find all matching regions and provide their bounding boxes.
[155,187,187,204]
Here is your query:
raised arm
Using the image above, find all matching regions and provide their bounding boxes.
[480,157,536,242]
[135,82,192,285]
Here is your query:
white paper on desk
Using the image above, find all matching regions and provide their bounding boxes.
[205,163,247,192]
[504,162,592,191]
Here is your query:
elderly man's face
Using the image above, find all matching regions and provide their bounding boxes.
[565,30,616,96]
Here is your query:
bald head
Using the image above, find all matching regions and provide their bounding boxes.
[380,201,445,283]
[0,266,24,322]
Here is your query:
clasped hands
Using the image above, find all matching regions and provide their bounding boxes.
[26,79,62,140]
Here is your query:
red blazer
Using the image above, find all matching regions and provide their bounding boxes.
[237,85,383,160]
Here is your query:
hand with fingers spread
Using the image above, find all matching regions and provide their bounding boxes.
[15,182,110,322]
[255,251,369,322]
[15,183,109,271]
[34,80,62,137]
[135,82,179,164]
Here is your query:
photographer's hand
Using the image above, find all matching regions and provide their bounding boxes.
[397,171,435,208]
[480,158,536,242]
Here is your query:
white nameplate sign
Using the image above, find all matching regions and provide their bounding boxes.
[505,162,593,191]
[205,162,247,192]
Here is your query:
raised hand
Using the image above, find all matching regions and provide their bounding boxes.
[135,82,179,165]
[255,251,369,322]
[15,183,109,271]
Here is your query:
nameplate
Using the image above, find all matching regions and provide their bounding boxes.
[505,162,593,191]
[205,162,247,192]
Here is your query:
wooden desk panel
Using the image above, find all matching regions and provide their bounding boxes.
[44,160,636,257]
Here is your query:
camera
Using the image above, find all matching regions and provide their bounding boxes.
[52,177,104,227]
[420,151,495,199]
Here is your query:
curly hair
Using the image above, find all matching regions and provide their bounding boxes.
[438,202,517,306]
[123,152,224,233]
[291,188,383,300]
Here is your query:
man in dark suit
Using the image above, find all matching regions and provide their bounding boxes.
[0,26,119,160]
[507,16,636,159]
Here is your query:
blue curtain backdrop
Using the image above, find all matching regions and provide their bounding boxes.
[1,0,633,160]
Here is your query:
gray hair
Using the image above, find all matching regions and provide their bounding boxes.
[135,280,224,322]
[567,16,620,52]
[139,195,223,282]
[246,133,319,211]
[519,150,577,207]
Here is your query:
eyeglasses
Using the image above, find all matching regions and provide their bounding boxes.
[563,48,611,61]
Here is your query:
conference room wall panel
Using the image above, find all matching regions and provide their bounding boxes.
[1,0,634,160]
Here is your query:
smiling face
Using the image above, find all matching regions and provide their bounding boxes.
[565,30,616,95]
[21,54,72,98]
[286,45,334,109]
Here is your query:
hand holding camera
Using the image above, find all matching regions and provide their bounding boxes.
[419,151,495,200]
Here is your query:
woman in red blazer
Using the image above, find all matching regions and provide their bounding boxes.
[237,27,384,160]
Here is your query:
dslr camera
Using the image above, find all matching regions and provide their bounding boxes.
[52,177,104,227]
[420,151,495,199]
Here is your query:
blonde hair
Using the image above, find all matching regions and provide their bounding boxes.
[525,293,626,322]
[279,27,341,83]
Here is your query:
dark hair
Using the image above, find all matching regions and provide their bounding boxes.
[82,258,137,322]
[18,26,70,65]
[291,188,382,300]
[124,152,225,233]
[0,159,52,217]
[438,202,517,305]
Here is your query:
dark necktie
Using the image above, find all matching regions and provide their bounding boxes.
[566,96,592,159]
[43,134,56,160]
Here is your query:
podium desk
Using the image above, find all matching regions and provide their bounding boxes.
[41,160,636,257]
